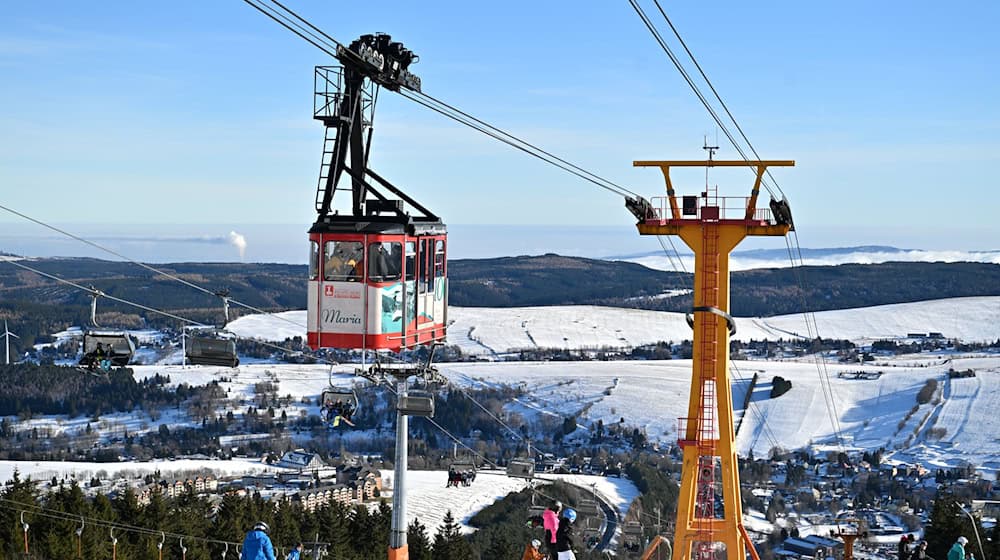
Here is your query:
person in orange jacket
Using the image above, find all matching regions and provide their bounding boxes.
[522,539,546,560]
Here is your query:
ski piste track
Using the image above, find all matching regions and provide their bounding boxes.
[537,476,620,553]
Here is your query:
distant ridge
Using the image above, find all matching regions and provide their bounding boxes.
[613,245,910,260]
[611,244,1000,268]
[3,255,1000,347]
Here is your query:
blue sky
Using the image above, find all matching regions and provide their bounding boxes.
[1,0,998,256]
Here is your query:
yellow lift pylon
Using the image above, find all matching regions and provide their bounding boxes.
[631,159,794,560]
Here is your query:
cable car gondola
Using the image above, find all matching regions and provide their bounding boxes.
[79,289,135,373]
[306,36,447,354]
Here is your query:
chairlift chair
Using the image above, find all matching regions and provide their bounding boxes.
[623,521,643,548]
[577,498,600,517]
[82,332,135,367]
[184,293,240,367]
[321,388,358,409]
[582,516,602,542]
[397,390,434,417]
[527,490,547,518]
[450,460,477,474]
[79,290,135,370]
[321,387,359,427]
[185,333,239,367]
[446,460,477,487]
[506,458,536,479]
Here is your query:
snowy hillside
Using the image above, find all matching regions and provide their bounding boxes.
[92,355,995,478]
[227,297,1000,354]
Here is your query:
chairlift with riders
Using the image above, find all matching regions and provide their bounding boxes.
[78,288,135,376]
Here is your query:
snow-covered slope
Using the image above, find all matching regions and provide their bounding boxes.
[227,297,1000,354]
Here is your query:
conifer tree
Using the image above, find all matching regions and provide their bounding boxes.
[925,493,980,560]
[407,519,433,560]
[432,510,472,560]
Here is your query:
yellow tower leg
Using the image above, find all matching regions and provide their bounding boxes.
[631,159,794,560]
[672,223,748,560]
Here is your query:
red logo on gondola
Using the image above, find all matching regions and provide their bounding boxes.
[325,285,335,296]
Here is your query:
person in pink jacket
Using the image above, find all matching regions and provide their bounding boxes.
[542,501,563,560]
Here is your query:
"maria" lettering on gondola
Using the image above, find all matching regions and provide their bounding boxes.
[322,309,362,325]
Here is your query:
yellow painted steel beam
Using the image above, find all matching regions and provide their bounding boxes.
[634,160,795,167]
[636,224,791,237]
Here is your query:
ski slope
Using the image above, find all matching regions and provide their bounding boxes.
[114,356,1000,476]
[227,297,1000,356]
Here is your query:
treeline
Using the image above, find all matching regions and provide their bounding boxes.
[466,482,606,560]
[0,365,181,418]
[0,472,546,560]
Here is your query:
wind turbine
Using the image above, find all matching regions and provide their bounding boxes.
[2,320,19,365]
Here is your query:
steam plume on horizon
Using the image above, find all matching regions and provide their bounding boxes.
[228,231,247,260]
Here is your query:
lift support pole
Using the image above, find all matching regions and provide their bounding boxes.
[632,159,794,560]
[389,377,409,560]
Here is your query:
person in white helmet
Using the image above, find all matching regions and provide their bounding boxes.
[521,538,546,560]
[947,536,969,560]
[241,522,275,560]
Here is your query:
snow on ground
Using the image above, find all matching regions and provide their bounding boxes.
[227,311,305,343]
[537,473,640,518]
[0,457,273,484]
[225,298,1000,356]
[10,355,1000,477]
[385,470,530,534]
[447,298,1000,353]
[122,356,1000,476]
[438,357,1000,476]
[384,470,639,536]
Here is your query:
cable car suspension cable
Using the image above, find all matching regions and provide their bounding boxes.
[243,0,640,201]
[633,1,844,448]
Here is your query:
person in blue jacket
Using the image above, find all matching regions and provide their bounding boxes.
[241,522,275,560]
[285,543,304,560]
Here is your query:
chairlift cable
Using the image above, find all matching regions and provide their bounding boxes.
[0,259,334,369]
[405,88,641,198]
[244,0,640,201]
[0,203,309,333]
[784,233,845,448]
[0,499,242,548]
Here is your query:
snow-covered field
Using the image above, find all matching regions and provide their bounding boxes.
[89,355,998,477]
[227,297,1000,357]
